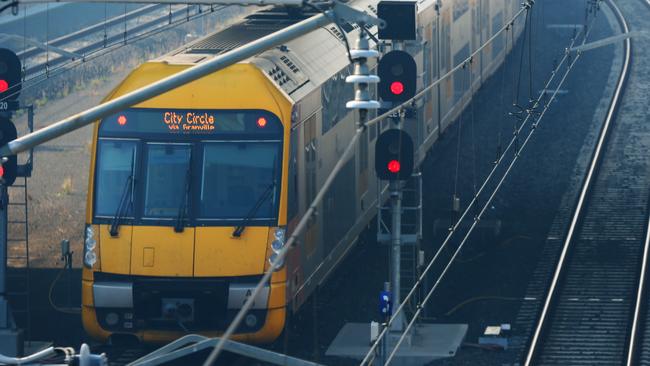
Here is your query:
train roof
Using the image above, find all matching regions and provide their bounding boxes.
[155,0,380,101]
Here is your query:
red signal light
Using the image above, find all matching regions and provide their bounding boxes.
[0,80,8,93]
[387,159,401,173]
[257,117,267,128]
[390,81,404,95]
[117,115,127,126]
[0,165,4,178]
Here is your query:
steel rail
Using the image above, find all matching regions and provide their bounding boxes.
[16,4,165,60]
[386,34,588,366]
[23,4,219,76]
[625,0,650,363]
[4,3,230,102]
[523,0,631,364]
[361,4,600,364]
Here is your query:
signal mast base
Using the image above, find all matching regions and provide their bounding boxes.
[326,322,467,365]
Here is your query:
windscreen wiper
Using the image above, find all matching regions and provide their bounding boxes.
[109,151,135,237]
[232,181,276,238]
[174,156,192,233]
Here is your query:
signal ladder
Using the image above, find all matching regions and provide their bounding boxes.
[6,105,34,344]
[376,172,423,315]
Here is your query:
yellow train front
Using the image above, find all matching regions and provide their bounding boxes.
[81,0,522,344]
[81,60,292,343]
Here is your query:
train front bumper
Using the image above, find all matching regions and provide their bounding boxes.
[81,272,285,343]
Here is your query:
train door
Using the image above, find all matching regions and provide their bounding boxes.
[130,142,195,277]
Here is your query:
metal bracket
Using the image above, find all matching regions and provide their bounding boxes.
[568,31,644,53]
[331,1,385,28]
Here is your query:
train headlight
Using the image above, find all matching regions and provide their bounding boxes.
[274,228,285,242]
[271,239,283,252]
[268,252,284,270]
[271,228,286,254]
[84,225,97,268]
[268,227,286,271]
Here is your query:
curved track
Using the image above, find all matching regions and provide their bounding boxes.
[524,0,650,364]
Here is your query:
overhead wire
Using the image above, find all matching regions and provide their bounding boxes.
[0,4,231,103]
[383,7,602,366]
[359,2,604,363]
[386,48,587,365]
[200,2,534,365]
[205,2,533,364]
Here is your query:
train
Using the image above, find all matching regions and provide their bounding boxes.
[81,0,523,343]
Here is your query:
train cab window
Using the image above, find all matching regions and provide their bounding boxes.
[200,142,279,220]
[143,143,192,218]
[95,139,137,217]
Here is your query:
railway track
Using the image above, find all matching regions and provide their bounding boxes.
[523,0,650,365]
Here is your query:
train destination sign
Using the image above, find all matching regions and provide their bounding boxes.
[100,108,283,137]
[163,111,216,132]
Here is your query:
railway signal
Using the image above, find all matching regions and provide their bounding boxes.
[375,129,413,180]
[378,50,417,105]
[0,49,21,103]
[0,117,17,186]
[377,1,417,41]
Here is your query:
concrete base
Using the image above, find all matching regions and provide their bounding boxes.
[0,328,23,357]
[326,323,467,366]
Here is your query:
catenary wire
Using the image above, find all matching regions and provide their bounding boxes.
[386,46,586,366]
[359,4,602,363]
[203,2,534,364]
[0,4,230,102]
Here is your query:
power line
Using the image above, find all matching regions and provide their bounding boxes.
[386,50,584,365]
[381,6,603,365]
[203,2,534,364]
[0,4,229,102]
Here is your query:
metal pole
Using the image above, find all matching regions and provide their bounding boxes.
[436,3,442,138]
[0,183,20,357]
[0,184,6,308]
[389,180,403,332]
[0,11,332,157]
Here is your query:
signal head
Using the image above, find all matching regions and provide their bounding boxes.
[0,48,22,101]
[378,50,416,104]
[377,1,417,41]
[375,129,414,181]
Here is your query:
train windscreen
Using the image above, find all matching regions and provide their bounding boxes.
[93,109,283,226]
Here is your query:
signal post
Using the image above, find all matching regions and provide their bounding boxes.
[0,48,23,357]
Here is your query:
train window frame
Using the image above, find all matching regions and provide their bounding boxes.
[92,110,286,228]
[140,142,194,222]
[196,139,283,224]
[93,137,141,222]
